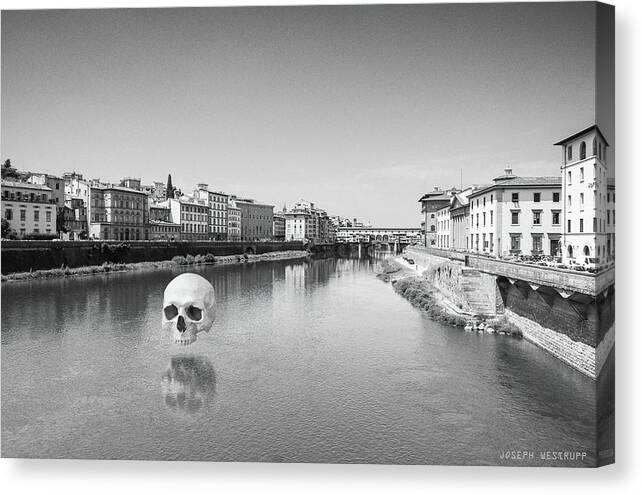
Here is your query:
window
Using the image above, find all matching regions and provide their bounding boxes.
[510,235,521,252]
[490,211,493,225]
[593,138,597,156]
[580,218,584,233]
[568,219,571,232]
[532,235,542,253]
[511,211,519,225]
[580,193,584,208]
[46,211,52,222]
[607,210,611,224]
[533,211,541,225]
[534,192,541,202]
[553,192,560,202]
[34,210,39,222]
[5,209,12,220]
[580,141,586,160]
[552,211,560,225]
[483,212,486,226]
[490,194,493,203]
[580,167,584,182]
[483,197,486,207]
[20,210,26,222]
[567,195,572,207]
[567,145,572,161]
[511,192,519,202]
[567,171,572,184]
[593,217,597,233]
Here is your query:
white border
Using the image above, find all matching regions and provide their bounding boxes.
[1,0,640,493]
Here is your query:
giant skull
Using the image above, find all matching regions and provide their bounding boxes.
[162,273,215,345]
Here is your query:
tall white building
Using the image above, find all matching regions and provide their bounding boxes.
[554,125,613,267]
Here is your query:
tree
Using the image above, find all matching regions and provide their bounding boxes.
[1,159,19,180]
[1,218,17,239]
[166,174,175,199]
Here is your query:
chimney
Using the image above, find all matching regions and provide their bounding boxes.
[504,167,514,176]
[434,186,439,191]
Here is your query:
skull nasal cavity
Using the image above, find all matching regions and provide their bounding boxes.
[177,315,187,333]
[164,304,178,320]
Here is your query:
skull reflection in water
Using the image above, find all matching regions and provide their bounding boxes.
[162,273,215,345]
[161,356,216,415]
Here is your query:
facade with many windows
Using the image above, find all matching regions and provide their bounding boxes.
[284,200,334,243]
[164,197,209,241]
[467,169,562,257]
[227,198,241,241]
[1,180,56,238]
[235,198,274,241]
[418,187,458,247]
[273,212,286,241]
[87,186,150,240]
[195,184,228,240]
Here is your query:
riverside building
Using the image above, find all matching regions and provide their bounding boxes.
[467,168,562,257]
[418,187,458,247]
[1,180,56,238]
[195,184,229,240]
[234,197,274,241]
[554,125,614,268]
[87,185,150,240]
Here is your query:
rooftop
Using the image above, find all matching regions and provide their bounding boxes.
[1,180,52,192]
[553,124,610,147]
[469,176,561,198]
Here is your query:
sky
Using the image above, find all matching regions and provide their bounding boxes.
[1,3,610,226]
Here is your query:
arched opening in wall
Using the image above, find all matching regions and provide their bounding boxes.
[567,245,574,258]
[607,238,611,257]
[430,225,435,232]
[244,246,255,255]
[592,138,597,156]
[430,240,435,246]
[567,145,573,161]
[383,235,389,241]
[376,235,382,241]
[580,141,586,160]
[583,245,590,256]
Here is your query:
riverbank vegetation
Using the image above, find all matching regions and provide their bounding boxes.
[375,258,403,282]
[1,250,310,283]
[391,275,522,337]
[392,277,469,327]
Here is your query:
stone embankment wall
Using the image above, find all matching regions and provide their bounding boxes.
[405,246,615,379]
[403,247,500,316]
[0,240,305,274]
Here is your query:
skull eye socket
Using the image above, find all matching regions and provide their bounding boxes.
[164,304,178,320]
[186,305,202,321]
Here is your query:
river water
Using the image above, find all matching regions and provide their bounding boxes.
[1,253,604,465]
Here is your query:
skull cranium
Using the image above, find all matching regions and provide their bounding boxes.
[162,273,215,345]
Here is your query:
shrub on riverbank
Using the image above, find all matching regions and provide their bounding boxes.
[392,277,467,328]
[484,316,523,337]
[2,250,311,282]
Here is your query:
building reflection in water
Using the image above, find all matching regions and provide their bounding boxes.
[160,356,216,416]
